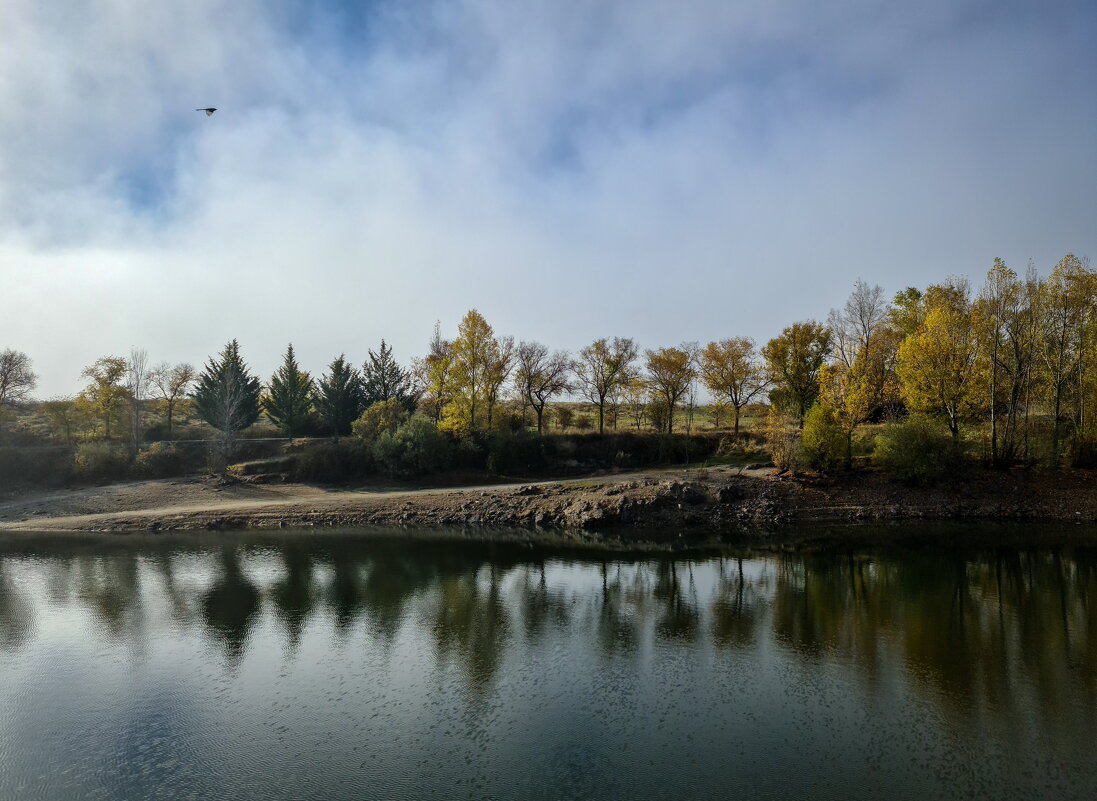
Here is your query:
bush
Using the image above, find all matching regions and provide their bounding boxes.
[352,399,407,444]
[372,416,454,477]
[765,409,803,473]
[873,416,960,484]
[294,440,370,482]
[0,446,72,488]
[485,431,546,474]
[133,443,184,478]
[801,405,846,473]
[1069,437,1097,469]
[72,441,131,482]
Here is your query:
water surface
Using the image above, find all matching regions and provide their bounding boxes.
[0,528,1095,800]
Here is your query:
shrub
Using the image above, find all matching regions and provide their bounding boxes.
[765,408,803,472]
[133,443,184,478]
[801,405,846,473]
[485,431,546,474]
[351,399,407,444]
[0,446,72,488]
[72,441,131,482]
[873,416,960,484]
[1069,436,1097,469]
[372,415,454,477]
[294,440,370,482]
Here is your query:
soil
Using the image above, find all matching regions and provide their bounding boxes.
[2,466,1096,547]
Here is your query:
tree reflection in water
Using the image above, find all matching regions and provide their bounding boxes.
[0,532,1093,723]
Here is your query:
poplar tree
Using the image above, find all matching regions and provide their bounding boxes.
[264,344,314,437]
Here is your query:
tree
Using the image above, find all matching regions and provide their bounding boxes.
[762,322,833,425]
[0,349,37,436]
[126,348,151,455]
[193,340,262,467]
[417,323,454,424]
[78,356,129,440]
[314,355,364,437]
[362,340,418,412]
[645,346,696,433]
[39,397,80,445]
[447,309,499,432]
[150,363,196,440]
[574,337,639,434]
[263,344,314,437]
[700,338,768,436]
[896,280,982,443]
[483,335,515,428]
[514,341,572,434]
[622,378,650,430]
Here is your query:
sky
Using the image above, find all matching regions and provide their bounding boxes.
[1,0,1095,397]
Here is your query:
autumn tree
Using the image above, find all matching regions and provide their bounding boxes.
[78,356,129,440]
[645,346,696,433]
[574,337,639,434]
[417,322,454,424]
[150,362,196,440]
[895,280,982,443]
[447,310,506,432]
[264,344,314,437]
[362,340,417,412]
[762,322,833,425]
[514,341,572,434]
[39,397,80,445]
[314,355,364,437]
[193,340,262,467]
[700,338,768,436]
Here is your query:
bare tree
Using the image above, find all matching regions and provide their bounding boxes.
[574,337,639,434]
[0,349,37,416]
[484,335,515,428]
[126,348,150,455]
[829,279,888,369]
[515,342,572,434]
[150,362,197,440]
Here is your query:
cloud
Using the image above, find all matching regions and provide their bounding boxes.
[1,0,1094,395]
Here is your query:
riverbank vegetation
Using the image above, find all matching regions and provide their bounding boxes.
[1,254,1094,490]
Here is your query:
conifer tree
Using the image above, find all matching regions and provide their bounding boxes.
[263,344,314,437]
[314,354,364,437]
[362,339,418,412]
[193,340,262,467]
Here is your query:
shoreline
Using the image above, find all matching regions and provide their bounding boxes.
[2,466,1096,546]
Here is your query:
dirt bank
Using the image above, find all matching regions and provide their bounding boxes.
[2,465,1097,541]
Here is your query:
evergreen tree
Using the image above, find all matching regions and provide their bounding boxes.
[193,340,262,467]
[263,344,314,436]
[314,354,364,436]
[362,339,418,412]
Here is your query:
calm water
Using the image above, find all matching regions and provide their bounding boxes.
[0,529,1095,800]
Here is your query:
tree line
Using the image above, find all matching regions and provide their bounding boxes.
[2,253,1094,474]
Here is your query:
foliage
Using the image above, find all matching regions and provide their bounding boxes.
[765,407,803,473]
[72,441,130,482]
[372,416,454,477]
[485,430,546,474]
[574,337,639,433]
[313,354,364,436]
[192,340,262,471]
[700,338,768,436]
[762,321,833,423]
[801,404,846,473]
[263,344,314,436]
[873,415,961,484]
[294,440,370,482]
[133,443,184,478]
[362,339,418,412]
[351,398,407,444]
[78,356,130,440]
[645,345,696,433]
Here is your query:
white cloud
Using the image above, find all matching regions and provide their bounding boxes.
[0,0,1094,395]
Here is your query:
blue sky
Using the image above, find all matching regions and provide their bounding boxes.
[1,0,1095,395]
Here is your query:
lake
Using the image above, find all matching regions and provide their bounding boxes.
[0,528,1094,800]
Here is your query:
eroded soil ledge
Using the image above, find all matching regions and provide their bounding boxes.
[2,466,1096,546]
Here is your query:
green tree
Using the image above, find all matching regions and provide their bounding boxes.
[574,337,639,434]
[314,355,364,437]
[762,322,833,425]
[263,344,314,437]
[193,340,262,467]
[363,340,418,412]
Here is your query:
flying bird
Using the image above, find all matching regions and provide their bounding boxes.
[196,108,217,116]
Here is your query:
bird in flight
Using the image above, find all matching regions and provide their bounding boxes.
[196,108,217,116]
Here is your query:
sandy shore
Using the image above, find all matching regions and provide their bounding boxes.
[2,465,1097,543]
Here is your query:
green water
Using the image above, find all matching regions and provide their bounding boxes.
[0,528,1094,799]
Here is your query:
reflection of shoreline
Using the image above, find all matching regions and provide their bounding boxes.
[0,538,1094,727]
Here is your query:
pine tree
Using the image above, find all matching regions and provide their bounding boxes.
[314,354,364,436]
[362,340,417,412]
[263,344,314,437]
[193,340,262,467]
